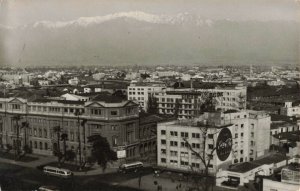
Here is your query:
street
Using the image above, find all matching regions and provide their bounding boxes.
[0,162,153,191]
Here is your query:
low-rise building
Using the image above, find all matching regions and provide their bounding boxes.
[262,158,300,191]
[216,154,290,189]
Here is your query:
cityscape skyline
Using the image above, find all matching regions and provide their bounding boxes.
[0,1,299,190]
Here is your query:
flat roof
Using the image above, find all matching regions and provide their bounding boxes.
[253,154,288,165]
[228,154,288,173]
[228,162,261,173]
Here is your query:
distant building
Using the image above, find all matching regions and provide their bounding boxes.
[127,82,166,111]
[267,79,286,86]
[60,93,90,102]
[0,70,32,85]
[156,71,178,77]
[68,77,79,86]
[38,80,50,86]
[92,73,106,81]
[280,101,300,117]
[156,86,247,119]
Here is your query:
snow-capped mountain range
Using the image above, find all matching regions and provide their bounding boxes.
[3,11,214,30]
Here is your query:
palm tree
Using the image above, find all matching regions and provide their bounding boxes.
[12,115,21,159]
[53,125,62,165]
[61,133,68,161]
[21,121,31,155]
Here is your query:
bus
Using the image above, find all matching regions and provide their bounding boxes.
[43,166,73,178]
[119,161,143,173]
[38,185,60,191]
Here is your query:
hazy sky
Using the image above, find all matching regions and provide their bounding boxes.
[0,0,299,66]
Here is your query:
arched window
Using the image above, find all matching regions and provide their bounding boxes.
[39,142,43,150]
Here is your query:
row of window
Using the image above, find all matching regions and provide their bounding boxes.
[128,92,145,95]
[23,127,80,142]
[9,104,133,116]
[128,87,151,91]
[160,158,213,168]
[160,139,203,149]
[161,130,212,139]
[90,109,118,116]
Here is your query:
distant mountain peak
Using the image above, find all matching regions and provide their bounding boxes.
[30,11,213,29]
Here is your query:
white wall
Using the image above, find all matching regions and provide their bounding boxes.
[263,178,300,191]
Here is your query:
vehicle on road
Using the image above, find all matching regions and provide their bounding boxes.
[38,185,60,191]
[118,161,143,173]
[43,166,73,178]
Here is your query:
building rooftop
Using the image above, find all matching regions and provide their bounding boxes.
[253,153,288,165]
[92,94,125,103]
[228,162,261,173]
[271,121,296,129]
[169,81,241,90]
[273,131,300,143]
[270,114,299,123]
[140,114,164,124]
[228,154,288,173]
[31,98,85,105]
[164,119,232,129]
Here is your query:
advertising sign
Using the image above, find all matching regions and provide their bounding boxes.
[216,127,232,161]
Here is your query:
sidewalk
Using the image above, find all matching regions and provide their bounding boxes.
[0,153,56,168]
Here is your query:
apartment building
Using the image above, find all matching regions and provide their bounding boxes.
[156,86,247,119]
[127,82,166,111]
[0,96,141,160]
[156,110,271,173]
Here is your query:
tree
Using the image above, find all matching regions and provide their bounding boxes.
[112,90,126,99]
[200,95,216,113]
[12,115,22,159]
[65,150,76,162]
[53,126,62,165]
[147,95,158,114]
[21,121,31,155]
[87,135,117,171]
[140,73,150,79]
[183,122,233,191]
[61,133,68,161]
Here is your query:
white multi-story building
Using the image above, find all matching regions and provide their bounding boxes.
[156,86,247,119]
[280,101,300,117]
[157,110,271,173]
[127,82,166,111]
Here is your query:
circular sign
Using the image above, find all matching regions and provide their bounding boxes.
[216,127,232,161]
